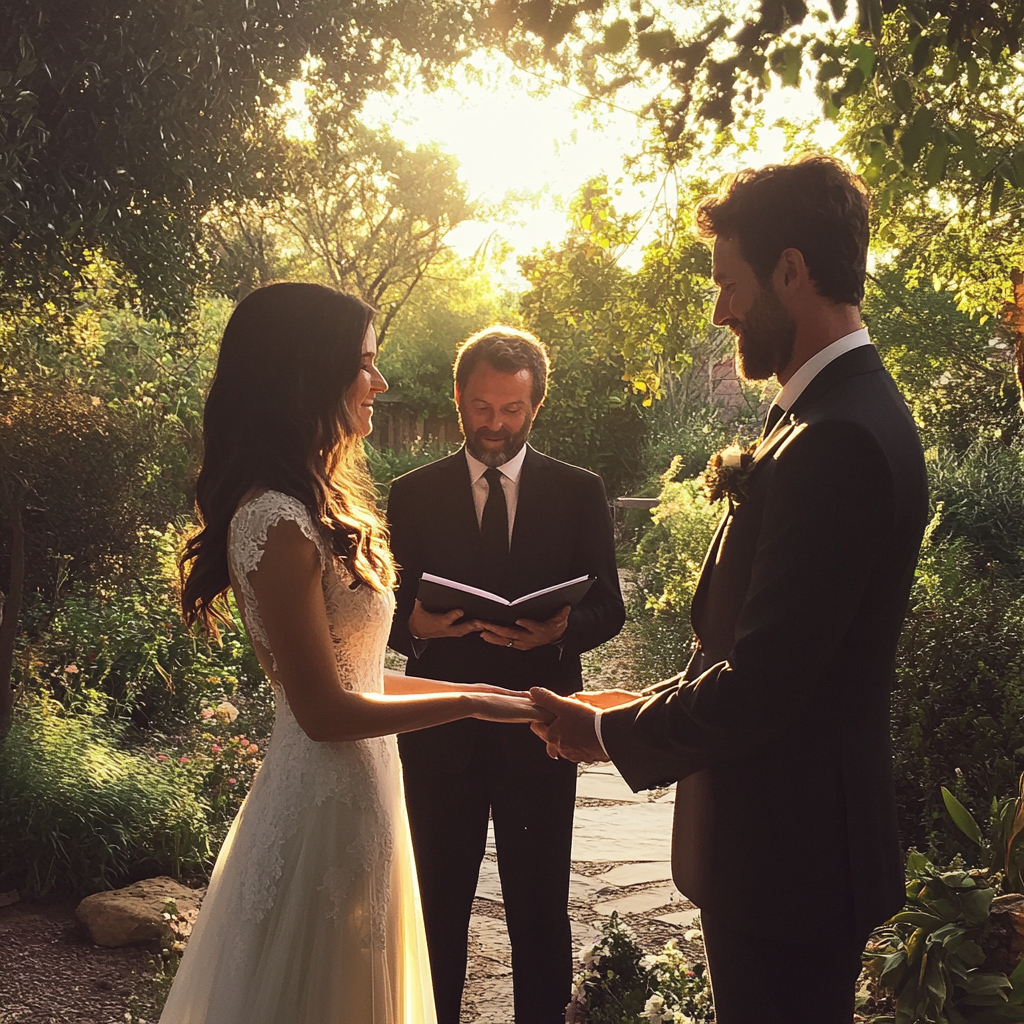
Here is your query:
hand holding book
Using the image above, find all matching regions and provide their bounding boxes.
[411,573,595,651]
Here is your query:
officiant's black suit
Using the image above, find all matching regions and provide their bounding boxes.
[601,346,928,1022]
[387,444,624,1024]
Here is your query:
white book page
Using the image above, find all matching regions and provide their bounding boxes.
[509,575,592,606]
[420,573,511,606]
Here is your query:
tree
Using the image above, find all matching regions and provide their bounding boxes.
[493,0,1024,207]
[273,118,475,342]
[378,249,518,421]
[0,0,476,316]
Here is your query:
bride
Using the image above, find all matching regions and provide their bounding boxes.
[161,282,542,1024]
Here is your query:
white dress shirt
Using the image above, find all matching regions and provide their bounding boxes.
[593,327,875,758]
[465,443,527,547]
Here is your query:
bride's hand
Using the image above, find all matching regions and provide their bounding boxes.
[469,693,555,724]
[573,688,640,710]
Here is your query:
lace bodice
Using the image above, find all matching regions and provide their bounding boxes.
[229,490,394,694]
[225,490,397,925]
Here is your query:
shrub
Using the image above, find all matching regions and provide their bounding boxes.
[0,693,213,896]
[892,535,1024,858]
[625,458,722,683]
[25,525,269,737]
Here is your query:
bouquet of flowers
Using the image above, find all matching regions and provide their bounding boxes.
[566,912,713,1023]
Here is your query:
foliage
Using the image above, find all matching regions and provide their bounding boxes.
[624,459,723,682]
[865,269,1022,452]
[376,249,519,420]
[941,776,1024,893]
[567,912,712,1023]
[209,100,476,340]
[0,692,213,896]
[0,0,476,314]
[23,525,268,736]
[864,851,1024,1024]
[364,439,462,502]
[500,0,1024,213]
[836,31,1024,325]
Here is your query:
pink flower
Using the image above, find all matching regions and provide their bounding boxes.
[179,756,189,765]
[156,754,167,762]
[210,744,222,754]
[64,664,79,674]
[228,777,237,785]
[200,707,215,720]
[247,743,259,754]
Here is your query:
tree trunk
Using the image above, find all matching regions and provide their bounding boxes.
[0,481,26,741]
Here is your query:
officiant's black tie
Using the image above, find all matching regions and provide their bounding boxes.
[762,402,786,440]
[480,467,509,583]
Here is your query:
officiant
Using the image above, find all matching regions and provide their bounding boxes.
[387,325,625,1024]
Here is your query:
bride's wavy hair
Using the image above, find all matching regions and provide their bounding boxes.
[180,282,395,631]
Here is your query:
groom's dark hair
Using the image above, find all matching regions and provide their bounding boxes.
[696,154,870,306]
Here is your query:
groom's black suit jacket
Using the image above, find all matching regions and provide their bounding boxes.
[602,345,928,941]
[387,444,625,696]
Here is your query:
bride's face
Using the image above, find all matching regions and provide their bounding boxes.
[345,324,387,437]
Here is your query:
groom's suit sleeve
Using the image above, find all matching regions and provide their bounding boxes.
[600,420,897,792]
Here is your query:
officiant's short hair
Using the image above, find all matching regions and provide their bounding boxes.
[696,154,869,307]
[454,326,550,407]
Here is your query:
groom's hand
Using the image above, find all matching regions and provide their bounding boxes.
[529,687,609,763]
[478,605,570,652]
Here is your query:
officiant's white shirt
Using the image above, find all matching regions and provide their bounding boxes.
[466,443,527,547]
[593,327,874,758]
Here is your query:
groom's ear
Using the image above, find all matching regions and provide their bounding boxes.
[774,247,809,295]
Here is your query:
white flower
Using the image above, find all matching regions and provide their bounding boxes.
[643,994,677,1022]
[579,943,602,968]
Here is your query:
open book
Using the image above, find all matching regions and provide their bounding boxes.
[416,573,596,626]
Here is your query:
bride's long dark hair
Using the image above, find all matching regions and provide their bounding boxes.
[180,282,395,631]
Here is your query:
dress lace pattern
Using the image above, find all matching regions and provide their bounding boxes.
[227,491,396,927]
[158,490,434,1024]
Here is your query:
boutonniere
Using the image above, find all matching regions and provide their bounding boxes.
[702,442,757,504]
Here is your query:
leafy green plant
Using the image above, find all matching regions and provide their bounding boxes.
[567,912,712,1023]
[25,525,267,736]
[941,776,1024,895]
[624,458,722,683]
[865,852,1024,1024]
[0,693,213,896]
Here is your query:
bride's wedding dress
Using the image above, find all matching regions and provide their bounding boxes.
[159,491,436,1024]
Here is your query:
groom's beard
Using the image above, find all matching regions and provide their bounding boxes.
[461,415,534,468]
[734,284,797,382]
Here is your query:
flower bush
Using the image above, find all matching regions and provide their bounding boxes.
[567,913,712,1023]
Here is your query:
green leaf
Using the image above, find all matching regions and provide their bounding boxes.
[849,41,877,79]
[925,140,950,186]
[942,787,984,846]
[603,19,631,53]
[892,77,914,112]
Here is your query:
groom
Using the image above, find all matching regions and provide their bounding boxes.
[533,156,928,1024]
[387,325,625,1024]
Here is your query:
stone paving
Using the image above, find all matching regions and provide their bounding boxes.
[459,763,703,1024]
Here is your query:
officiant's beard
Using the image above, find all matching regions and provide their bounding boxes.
[461,416,534,467]
[735,284,797,382]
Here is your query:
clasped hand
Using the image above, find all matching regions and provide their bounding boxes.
[408,600,570,652]
[528,687,641,763]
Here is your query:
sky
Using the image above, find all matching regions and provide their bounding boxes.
[361,54,843,279]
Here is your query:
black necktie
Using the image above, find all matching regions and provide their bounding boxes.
[480,467,509,583]
[762,402,786,440]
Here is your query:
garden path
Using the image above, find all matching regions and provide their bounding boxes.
[460,762,705,1024]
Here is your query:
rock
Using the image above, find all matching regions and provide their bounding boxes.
[76,877,203,948]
